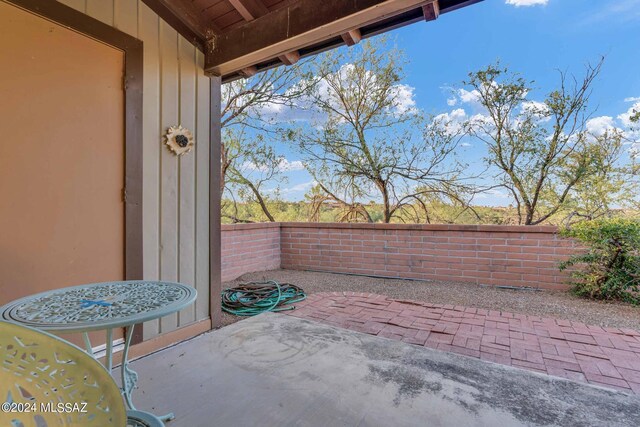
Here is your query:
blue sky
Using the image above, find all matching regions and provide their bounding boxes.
[260,0,640,203]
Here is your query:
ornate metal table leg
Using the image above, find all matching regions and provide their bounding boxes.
[106,328,113,373]
[121,326,139,410]
[121,326,174,423]
[82,332,93,354]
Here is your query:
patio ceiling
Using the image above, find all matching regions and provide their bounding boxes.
[142,0,483,81]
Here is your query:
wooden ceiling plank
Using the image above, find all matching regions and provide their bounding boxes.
[423,0,439,21]
[205,0,438,76]
[261,0,287,8]
[341,29,362,46]
[211,9,245,31]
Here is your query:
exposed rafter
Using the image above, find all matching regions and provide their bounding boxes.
[206,0,440,76]
[423,0,439,21]
[279,51,301,66]
[341,29,362,46]
[239,66,258,77]
[228,0,269,21]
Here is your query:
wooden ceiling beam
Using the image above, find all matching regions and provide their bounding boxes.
[423,0,439,21]
[341,29,362,46]
[206,0,438,76]
[228,0,269,21]
[141,0,215,46]
[229,0,305,68]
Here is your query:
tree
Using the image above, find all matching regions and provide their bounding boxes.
[563,130,633,224]
[306,182,373,223]
[221,128,287,222]
[630,108,640,160]
[287,38,470,223]
[465,60,627,225]
[220,63,312,221]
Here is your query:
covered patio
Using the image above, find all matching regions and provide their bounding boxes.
[2,0,640,426]
[0,0,487,369]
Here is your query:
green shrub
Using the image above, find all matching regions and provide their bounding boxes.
[559,218,640,304]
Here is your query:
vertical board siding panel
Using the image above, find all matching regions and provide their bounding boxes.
[86,0,114,25]
[57,0,86,13]
[177,36,196,326]
[159,20,179,334]
[113,0,138,37]
[195,50,210,321]
[138,2,161,340]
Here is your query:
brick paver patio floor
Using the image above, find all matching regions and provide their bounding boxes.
[285,292,640,394]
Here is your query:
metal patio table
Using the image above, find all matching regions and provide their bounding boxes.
[0,280,197,423]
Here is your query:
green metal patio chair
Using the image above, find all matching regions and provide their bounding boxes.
[0,320,161,427]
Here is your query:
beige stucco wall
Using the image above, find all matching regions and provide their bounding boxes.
[56,0,211,339]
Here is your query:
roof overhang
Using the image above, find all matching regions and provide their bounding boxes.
[141,0,483,82]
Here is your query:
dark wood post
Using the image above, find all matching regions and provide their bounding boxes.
[209,75,223,328]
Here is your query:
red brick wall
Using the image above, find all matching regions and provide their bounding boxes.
[221,223,281,282]
[220,222,578,289]
[279,223,577,290]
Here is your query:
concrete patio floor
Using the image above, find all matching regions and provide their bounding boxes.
[125,313,640,427]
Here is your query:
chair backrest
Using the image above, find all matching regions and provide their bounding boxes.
[0,320,127,427]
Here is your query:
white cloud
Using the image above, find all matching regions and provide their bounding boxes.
[434,108,468,134]
[390,84,417,115]
[243,158,305,173]
[457,88,482,105]
[506,0,548,7]
[521,100,549,115]
[317,63,417,117]
[586,108,639,158]
[476,188,510,200]
[519,100,551,123]
[468,113,493,128]
[434,91,640,160]
[242,161,267,172]
[278,159,305,171]
[575,0,640,26]
[618,101,640,128]
[586,116,618,136]
[435,108,467,123]
[259,63,419,125]
[619,101,640,158]
[280,180,316,195]
[254,101,285,116]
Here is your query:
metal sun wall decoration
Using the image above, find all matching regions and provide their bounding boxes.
[165,125,195,156]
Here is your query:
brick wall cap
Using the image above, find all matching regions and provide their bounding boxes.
[278,222,558,234]
[222,222,281,231]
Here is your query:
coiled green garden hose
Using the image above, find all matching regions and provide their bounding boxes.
[221,280,306,316]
